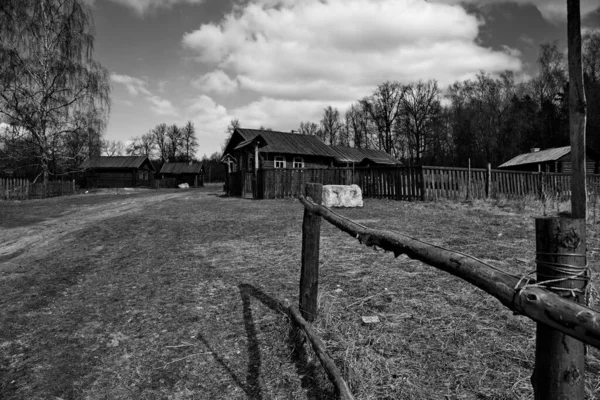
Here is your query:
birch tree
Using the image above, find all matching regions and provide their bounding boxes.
[0,0,110,183]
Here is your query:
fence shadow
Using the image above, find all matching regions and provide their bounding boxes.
[238,284,336,399]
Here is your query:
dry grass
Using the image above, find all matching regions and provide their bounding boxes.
[1,184,600,399]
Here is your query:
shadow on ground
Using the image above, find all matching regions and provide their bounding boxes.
[196,284,336,399]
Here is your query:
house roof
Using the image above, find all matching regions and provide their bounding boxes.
[229,128,337,158]
[328,145,399,165]
[498,146,571,168]
[159,162,203,174]
[79,156,156,171]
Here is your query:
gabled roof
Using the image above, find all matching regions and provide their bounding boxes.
[79,156,156,171]
[234,135,268,151]
[329,145,399,165]
[498,146,571,168]
[227,128,337,158]
[159,162,203,174]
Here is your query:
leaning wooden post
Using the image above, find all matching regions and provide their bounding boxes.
[485,163,491,199]
[567,0,587,219]
[299,183,323,322]
[532,217,587,400]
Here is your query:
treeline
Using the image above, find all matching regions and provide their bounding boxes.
[124,121,199,164]
[298,37,600,168]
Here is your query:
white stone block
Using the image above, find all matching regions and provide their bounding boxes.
[322,184,363,208]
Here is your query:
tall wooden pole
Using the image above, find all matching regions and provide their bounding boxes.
[299,183,323,321]
[533,217,587,399]
[568,0,587,218]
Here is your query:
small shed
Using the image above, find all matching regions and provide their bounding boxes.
[328,145,400,167]
[498,146,600,173]
[159,162,204,187]
[79,156,156,188]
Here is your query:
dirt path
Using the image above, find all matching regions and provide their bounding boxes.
[0,191,194,267]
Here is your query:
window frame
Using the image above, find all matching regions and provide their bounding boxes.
[292,157,304,169]
[274,156,286,169]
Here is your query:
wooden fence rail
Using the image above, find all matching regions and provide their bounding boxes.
[1,179,76,200]
[298,183,598,399]
[228,166,600,203]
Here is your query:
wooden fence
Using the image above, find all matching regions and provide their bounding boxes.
[228,166,600,203]
[1,178,76,200]
[233,167,424,200]
[297,183,598,399]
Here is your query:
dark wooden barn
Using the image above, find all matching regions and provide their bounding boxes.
[158,162,204,187]
[498,146,600,173]
[79,156,156,188]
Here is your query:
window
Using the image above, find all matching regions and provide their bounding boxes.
[293,157,304,169]
[274,156,286,169]
[248,156,254,171]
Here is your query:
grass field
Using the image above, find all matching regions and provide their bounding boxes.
[1,184,600,399]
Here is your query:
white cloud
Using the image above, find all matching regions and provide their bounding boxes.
[192,70,239,94]
[184,95,232,152]
[111,73,178,116]
[102,0,205,16]
[110,73,151,96]
[182,0,523,103]
[230,97,351,130]
[431,0,598,22]
[148,96,179,116]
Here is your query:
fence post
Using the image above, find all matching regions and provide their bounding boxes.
[485,163,491,198]
[299,183,323,322]
[532,217,587,400]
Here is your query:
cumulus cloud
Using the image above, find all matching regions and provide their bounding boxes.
[111,73,151,96]
[431,0,598,22]
[111,73,178,116]
[235,97,350,129]
[184,95,232,151]
[182,0,522,102]
[192,70,239,94]
[102,0,205,16]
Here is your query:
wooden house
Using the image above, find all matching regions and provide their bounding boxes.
[158,162,204,187]
[328,145,400,167]
[79,156,156,188]
[221,127,399,196]
[498,146,600,173]
[222,128,338,174]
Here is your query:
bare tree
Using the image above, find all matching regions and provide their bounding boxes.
[126,131,155,157]
[181,121,199,162]
[345,104,372,148]
[531,42,568,106]
[402,80,442,163]
[102,140,124,156]
[153,123,168,163]
[320,106,343,145]
[298,121,320,136]
[360,81,406,155]
[0,0,110,183]
[166,124,182,162]
[221,118,240,152]
[583,31,600,84]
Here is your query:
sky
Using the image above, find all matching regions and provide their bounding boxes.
[89,0,600,158]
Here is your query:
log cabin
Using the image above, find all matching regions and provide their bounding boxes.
[158,162,205,187]
[79,156,156,188]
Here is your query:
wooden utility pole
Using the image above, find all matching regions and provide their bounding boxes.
[568,0,587,218]
[533,218,587,399]
[531,4,589,397]
[299,183,323,321]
